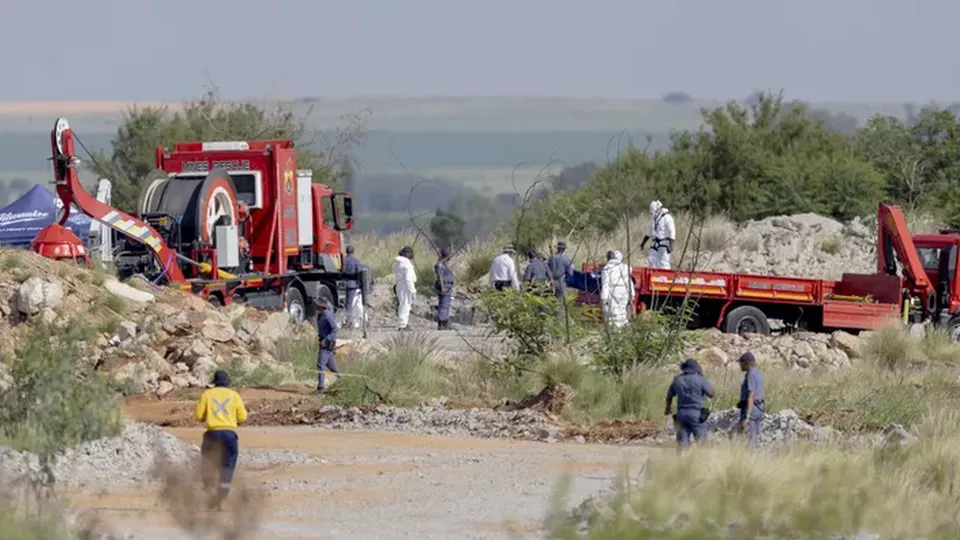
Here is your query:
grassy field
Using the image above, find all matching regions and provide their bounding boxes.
[0,95,914,134]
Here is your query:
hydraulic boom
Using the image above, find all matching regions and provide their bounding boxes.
[47,118,186,282]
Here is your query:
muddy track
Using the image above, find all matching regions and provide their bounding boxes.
[123,387,664,445]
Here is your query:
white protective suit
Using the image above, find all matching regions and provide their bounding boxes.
[646,200,677,269]
[600,250,634,327]
[394,255,417,329]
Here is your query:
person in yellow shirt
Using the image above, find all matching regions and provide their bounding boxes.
[195,369,248,510]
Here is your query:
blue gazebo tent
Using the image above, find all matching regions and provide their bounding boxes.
[0,184,92,247]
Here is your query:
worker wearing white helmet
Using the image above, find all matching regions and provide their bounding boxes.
[640,200,676,269]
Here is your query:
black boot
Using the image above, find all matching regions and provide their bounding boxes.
[437,320,443,330]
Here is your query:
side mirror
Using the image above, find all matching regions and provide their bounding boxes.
[332,193,353,231]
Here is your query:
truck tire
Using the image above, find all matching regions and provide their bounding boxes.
[285,287,306,325]
[315,284,334,306]
[947,315,960,343]
[724,306,770,336]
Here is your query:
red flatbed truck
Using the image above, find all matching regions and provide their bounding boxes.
[576,203,960,338]
[35,118,364,325]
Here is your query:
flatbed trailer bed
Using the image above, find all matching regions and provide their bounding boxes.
[576,265,903,334]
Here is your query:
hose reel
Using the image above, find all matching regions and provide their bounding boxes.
[137,168,239,246]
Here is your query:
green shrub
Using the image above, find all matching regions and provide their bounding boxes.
[477,289,587,367]
[273,333,320,381]
[329,333,451,406]
[591,310,685,379]
[0,319,122,480]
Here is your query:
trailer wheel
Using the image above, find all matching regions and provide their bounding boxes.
[724,306,770,336]
[285,287,307,325]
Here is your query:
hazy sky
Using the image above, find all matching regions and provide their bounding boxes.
[2,0,956,102]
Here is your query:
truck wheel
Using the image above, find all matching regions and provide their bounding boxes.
[315,285,334,306]
[947,316,960,343]
[285,287,306,325]
[724,306,770,336]
[208,294,223,307]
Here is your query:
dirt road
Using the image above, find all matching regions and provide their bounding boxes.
[73,426,658,539]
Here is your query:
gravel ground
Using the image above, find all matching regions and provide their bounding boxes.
[79,426,658,540]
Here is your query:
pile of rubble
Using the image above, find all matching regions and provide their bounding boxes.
[305,399,562,442]
[686,327,864,370]
[106,296,307,395]
[692,213,877,280]
[0,249,312,395]
[0,422,197,488]
[704,408,840,445]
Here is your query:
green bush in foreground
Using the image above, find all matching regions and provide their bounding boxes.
[0,320,122,470]
[546,411,960,539]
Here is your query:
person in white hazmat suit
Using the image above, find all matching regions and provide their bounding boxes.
[394,246,418,330]
[600,250,634,327]
[640,200,677,269]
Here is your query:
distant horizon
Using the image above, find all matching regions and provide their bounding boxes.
[0,93,936,120]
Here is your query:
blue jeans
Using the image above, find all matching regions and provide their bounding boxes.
[201,430,239,491]
[437,289,453,322]
[317,348,339,389]
[675,409,707,449]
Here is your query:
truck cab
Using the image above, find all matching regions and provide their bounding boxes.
[911,233,960,327]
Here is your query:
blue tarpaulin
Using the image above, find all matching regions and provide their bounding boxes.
[569,269,600,293]
[0,184,92,246]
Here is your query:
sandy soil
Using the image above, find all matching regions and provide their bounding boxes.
[71,426,658,539]
[0,101,170,116]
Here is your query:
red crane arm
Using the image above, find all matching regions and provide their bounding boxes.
[50,118,186,283]
[876,202,933,301]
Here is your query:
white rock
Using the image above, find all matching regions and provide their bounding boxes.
[16,277,63,315]
[117,321,138,341]
[104,277,155,303]
[201,320,235,343]
[831,331,863,359]
[156,380,175,397]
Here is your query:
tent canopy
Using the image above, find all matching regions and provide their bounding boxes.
[0,184,92,246]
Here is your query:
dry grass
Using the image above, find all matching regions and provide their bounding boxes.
[568,212,737,270]
[549,410,960,538]
[346,230,505,287]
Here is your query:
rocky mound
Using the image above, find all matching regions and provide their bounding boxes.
[685,328,864,371]
[0,249,312,395]
[690,213,876,280]
[0,422,197,488]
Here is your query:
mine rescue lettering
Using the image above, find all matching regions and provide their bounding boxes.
[181,160,252,173]
[746,281,807,292]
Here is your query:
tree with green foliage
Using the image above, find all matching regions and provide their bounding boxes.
[515,91,960,245]
[428,208,466,250]
[87,89,368,213]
